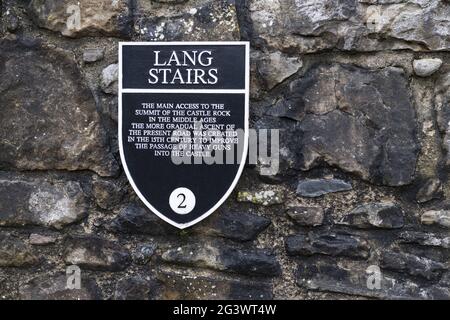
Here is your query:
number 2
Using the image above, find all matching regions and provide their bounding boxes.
[177,193,187,208]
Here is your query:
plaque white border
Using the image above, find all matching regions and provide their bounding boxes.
[118,41,250,229]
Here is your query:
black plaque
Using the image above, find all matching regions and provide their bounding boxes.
[119,42,249,228]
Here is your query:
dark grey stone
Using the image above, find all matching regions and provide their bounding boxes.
[270,64,418,187]
[380,251,446,280]
[108,203,177,236]
[296,179,352,198]
[296,259,450,299]
[0,39,118,176]
[256,51,302,90]
[286,231,370,259]
[92,178,126,210]
[64,235,131,271]
[157,270,273,300]
[338,202,405,229]
[2,1,19,32]
[0,233,39,267]
[19,274,102,300]
[399,232,450,249]
[0,175,87,229]
[161,243,281,277]
[286,206,324,226]
[416,179,442,203]
[195,211,271,242]
[114,276,161,300]
[220,246,282,277]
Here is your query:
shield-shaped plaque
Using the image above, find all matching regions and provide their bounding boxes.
[119,42,249,229]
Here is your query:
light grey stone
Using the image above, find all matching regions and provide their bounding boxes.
[413,58,443,77]
[101,63,118,94]
[29,234,58,246]
[416,179,442,203]
[421,210,450,228]
[28,0,133,38]
[296,179,352,198]
[0,176,87,230]
[237,186,285,206]
[83,48,105,63]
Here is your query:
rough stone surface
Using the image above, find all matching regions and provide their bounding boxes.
[194,211,271,242]
[0,39,118,176]
[19,274,102,300]
[248,0,356,53]
[380,251,446,280]
[256,51,302,91]
[83,48,105,63]
[64,235,131,271]
[134,0,240,41]
[28,0,133,38]
[92,177,126,210]
[161,243,281,277]
[0,176,87,229]
[101,63,119,95]
[436,73,450,168]
[413,58,443,77]
[286,206,324,227]
[0,233,39,267]
[399,232,450,249]
[132,244,157,265]
[286,231,370,259]
[108,203,178,236]
[0,0,449,301]
[338,202,405,229]
[237,186,285,206]
[29,233,58,246]
[272,64,419,187]
[114,276,161,300]
[157,270,273,300]
[416,179,442,203]
[248,0,450,53]
[296,179,352,198]
[421,210,450,228]
[296,259,450,299]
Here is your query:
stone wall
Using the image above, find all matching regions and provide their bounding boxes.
[0,0,449,300]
